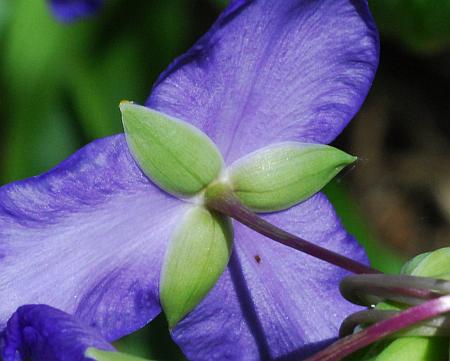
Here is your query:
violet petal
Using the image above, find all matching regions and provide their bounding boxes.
[0,135,188,341]
[147,0,379,163]
[172,193,367,360]
[49,0,102,22]
[1,304,113,361]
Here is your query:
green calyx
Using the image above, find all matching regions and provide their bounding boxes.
[120,104,355,211]
[228,142,357,212]
[120,105,358,327]
[160,206,233,328]
[85,348,154,361]
[120,102,224,198]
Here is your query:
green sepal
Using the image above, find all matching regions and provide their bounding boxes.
[402,247,450,280]
[85,348,154,361]
[120,102,223,197]
[400,252,432,276]
[228,142,357,212]
[160,206,233,327]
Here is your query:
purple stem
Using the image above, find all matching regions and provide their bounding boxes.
[205,183,378,275]
[340,274,445,307]
[206,184,439,300]
[304,293,450,361]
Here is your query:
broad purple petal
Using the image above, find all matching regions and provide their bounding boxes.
[49,0,102,22]
[0,135,188,341]
[172,193,367,360]
[1,304,113,361]
[147,0,379,163]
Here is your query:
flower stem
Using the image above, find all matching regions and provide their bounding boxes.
[304,294,450,361]
[339,309,450,338]
[205,183,378,275]
[340,274,447,307]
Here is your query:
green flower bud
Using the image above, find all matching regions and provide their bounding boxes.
[228,142,356,212]
[85,348,153,361]
[120,102,223,197]
[372,337,448,361]
[370,247,450,361]
[402,247,450,280]
[400,252,432,277]
[160,206,233,327]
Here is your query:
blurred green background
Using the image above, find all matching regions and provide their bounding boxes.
[0,0,449,359]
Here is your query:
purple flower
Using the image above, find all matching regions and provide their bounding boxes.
[49,0,102,22]
[1,305,114,361]
[0,1,379,360]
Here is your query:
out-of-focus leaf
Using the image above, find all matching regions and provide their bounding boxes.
[3,0,91,89]
[68,0,193,140]
[114,314,186,361]
[2,102,80,183]
[86,348,154,361]
[210,0,228,10]
[371,0,450,53]
[69,37,143,138]
[0,0,11,35]
[1,0,90,183]
[324,181,404,273]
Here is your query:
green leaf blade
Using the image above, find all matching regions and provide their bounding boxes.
[121,103,223,197]
[160,206,233,328]
[229,142,356,212]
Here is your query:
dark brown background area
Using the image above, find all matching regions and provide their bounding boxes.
[339,41,450,257]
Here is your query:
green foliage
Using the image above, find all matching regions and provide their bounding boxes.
[371,0,450,53]
[1,0,85,181]
[86,348,154,361]
[0,0,195,183]
[324,182,404,274]
[114,314,185,360]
